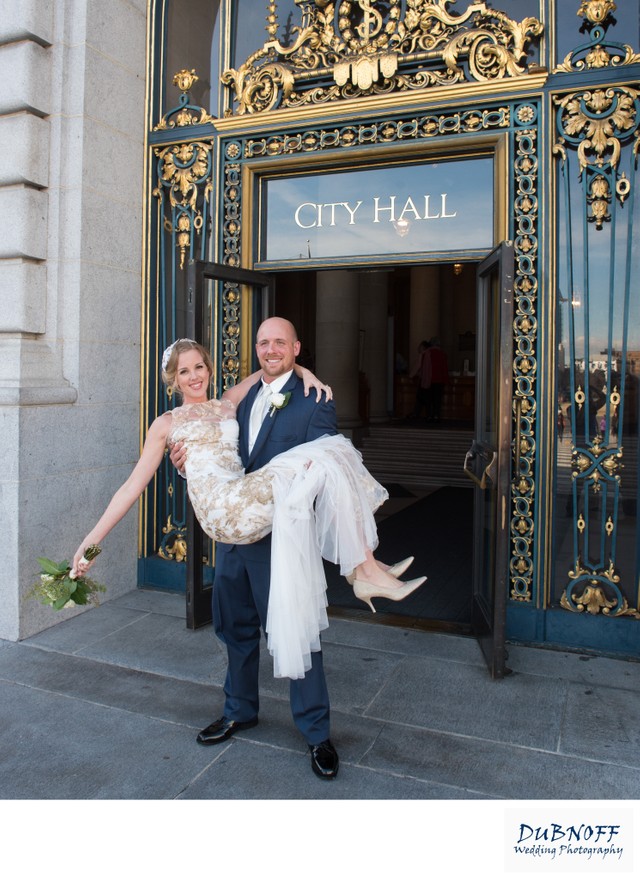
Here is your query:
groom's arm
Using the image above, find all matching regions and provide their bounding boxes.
[304,396,337,441]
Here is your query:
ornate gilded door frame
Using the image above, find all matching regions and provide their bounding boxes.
[211,90,543,618]
[141,2,547,618]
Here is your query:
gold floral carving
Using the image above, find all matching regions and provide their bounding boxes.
[554,86,640,226]
[152,71,214,269]
[153,142,212,268]
[579,0,616,24]
[561,559,640,618]
[158,516,187,562]
[557,1,640,72]
[555,88,637,172]
[154,70,215,129]
[222,0,543,115]
[588,174,610,229]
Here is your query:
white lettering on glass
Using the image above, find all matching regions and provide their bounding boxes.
[295,200,364,228]
[294,195,457,228]
[294,202,317,229]
[441,193,457,218]
[373,196,396,223]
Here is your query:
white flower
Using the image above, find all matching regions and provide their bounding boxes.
[63,599,77,609]
[268,391,291,416]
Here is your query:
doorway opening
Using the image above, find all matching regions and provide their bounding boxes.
[270,262,478,635]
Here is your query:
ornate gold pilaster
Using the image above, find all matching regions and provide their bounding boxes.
[152,70,215,269]
[553,23,640,617]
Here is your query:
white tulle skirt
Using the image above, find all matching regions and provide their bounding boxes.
[264,434,388,679]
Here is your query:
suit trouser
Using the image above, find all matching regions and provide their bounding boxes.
[212,542,331,745]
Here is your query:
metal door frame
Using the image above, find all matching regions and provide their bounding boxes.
[468,241,514,678]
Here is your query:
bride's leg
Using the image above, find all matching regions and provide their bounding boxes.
[351,550,426,613]
[353,550,402,587]
[345,555,414,584]
[298,438,423,607]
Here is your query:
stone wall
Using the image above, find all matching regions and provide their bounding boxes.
[0,0,148,639]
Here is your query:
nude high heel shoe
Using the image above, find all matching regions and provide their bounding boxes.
[345,556,414,586]
[387,556,415,579]
[352,576,427,613]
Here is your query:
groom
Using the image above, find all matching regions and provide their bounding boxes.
[171,317,339,779]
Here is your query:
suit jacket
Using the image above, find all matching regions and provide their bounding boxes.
[216,371,338,556]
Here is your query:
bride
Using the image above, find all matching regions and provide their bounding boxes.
[72,338,425,678]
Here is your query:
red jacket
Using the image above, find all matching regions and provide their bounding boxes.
[426,345,449,385]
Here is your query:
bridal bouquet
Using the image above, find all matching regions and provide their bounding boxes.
[29,545,105,610]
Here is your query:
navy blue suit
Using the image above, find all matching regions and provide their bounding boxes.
[212,372,337,744]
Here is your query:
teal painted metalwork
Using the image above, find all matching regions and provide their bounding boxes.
[554,77,640,618]
[147,70,216,568]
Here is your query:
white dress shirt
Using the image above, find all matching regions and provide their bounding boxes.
[248,370,292,452]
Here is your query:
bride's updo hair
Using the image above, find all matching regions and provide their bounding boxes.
[162,339,214,396]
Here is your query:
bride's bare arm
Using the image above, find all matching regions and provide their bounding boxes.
[221,365,333,408]
[71,414,170,575]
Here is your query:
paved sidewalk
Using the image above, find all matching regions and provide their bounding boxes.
[1,587,640,800]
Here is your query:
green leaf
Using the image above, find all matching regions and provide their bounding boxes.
[37,557,65,576]
[72,582,89,604]
[53,593,71,610]
[64,578,78,596]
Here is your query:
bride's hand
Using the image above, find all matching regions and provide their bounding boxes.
[296,365,333,402]
[71,546,94,578]
[169,440,187,473]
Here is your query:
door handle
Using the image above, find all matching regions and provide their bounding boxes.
[485,451,498,486]
[464,448,484,487]
[464,444,497,490]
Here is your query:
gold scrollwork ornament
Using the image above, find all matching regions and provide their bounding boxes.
[153,141,213,269]
[222,1,543,115]
[554,87,639,175]
[561,556,640,618]
[158,516,187,562]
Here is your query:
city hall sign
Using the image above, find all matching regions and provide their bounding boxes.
[260,156,494,265]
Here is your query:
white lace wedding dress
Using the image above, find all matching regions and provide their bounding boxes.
[168,400,388,679]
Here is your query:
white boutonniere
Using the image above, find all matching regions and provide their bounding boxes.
[268,391,291,416]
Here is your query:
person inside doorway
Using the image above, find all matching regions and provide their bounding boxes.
[425,337,450,422]
[409,339,431,420]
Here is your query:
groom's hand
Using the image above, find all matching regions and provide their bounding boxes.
[169,441,187,475]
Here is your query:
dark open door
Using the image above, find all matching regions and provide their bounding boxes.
[463,242,514,677]
[184,259,273,629]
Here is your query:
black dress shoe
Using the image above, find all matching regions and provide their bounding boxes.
[309,739,339,779]
[196,716,258,745]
